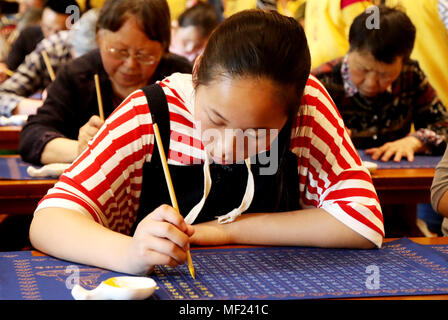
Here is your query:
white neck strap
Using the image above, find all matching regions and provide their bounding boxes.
[184,156,255,225]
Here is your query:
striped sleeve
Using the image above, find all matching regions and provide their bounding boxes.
[34,73,203,235]
[291,75,384,247]
[34,90,155,235]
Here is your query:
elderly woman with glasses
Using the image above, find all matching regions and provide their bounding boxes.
[19,0,192,165]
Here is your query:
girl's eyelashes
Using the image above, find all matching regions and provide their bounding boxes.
[206,109,224,126]
[208,115,222,126]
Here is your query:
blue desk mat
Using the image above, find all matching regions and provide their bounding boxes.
[1,238,448,300]
[358,150,442,169]
[0,156,43,180]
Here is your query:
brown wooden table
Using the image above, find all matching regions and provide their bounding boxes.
[371,168,435,205]
[0,155,57,215]
[0,125,21,150]
[0,179,57,214]
[370,168,436,236]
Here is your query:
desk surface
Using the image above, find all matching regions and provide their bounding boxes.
[1,237,447,300]
[356,237,448,300]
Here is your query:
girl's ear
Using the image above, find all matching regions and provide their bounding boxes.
[192,53,203,85]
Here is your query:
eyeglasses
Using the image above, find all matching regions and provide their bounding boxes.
[106,46,160,65]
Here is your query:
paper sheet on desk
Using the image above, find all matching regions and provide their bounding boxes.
[27,163,71,178]
[357,149,442,169]
[1,238,448,300]
[0,115,28,126]
[0,156,68,179]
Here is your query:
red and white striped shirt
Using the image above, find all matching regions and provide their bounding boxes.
[35,73,384,247]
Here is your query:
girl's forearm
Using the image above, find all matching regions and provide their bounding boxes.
[192,209,376,249]
[30,208,134,273]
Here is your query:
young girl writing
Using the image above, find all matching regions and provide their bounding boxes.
[29,10,384,275]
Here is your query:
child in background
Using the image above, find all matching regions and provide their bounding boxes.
[29,10,383,275]
[170,2,219,63]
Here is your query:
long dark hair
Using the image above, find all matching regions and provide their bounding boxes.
[195,9,311,209]
[96,0,171,52]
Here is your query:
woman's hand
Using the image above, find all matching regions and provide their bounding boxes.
[78,115,104,155]
[365,136,425,162]
[125,204,195,275]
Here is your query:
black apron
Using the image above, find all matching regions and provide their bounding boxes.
[133,84,301,233]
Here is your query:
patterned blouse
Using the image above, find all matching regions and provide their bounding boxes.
[312,56,448,153]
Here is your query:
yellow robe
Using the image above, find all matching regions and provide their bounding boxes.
[76,0,105,12]
[277,0,307,18]
[167,0,187,21]
[305,0,372,69]
[223,0,257,18]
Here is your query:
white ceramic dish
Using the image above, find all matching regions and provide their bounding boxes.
[71,276,157,300]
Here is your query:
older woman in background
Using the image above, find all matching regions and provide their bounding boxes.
[19,0,192,165]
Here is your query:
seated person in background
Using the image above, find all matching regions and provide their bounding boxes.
[0,0,80,78]
[167,0,224,23]
[380,0,448,118]
[19,0,192,166]
[170,2,219,63]
[0,9,99,117]
[431,146,448,236]
[0,0,45,42]
[313,5,448,162]
[4,7,43,55]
